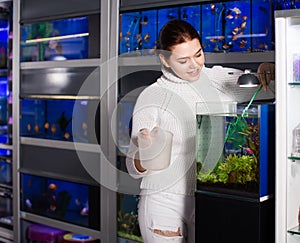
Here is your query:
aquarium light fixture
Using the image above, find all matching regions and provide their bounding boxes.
[238,70,260,88]
[25,33,89,44]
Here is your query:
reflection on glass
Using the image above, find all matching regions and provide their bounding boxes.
[21,17,89,61]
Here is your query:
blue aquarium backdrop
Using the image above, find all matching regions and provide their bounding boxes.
[157,7,180,35]
[140,9,158,55]
[252,0,273,51]
[21,173,100,229]
[119,11,143,54]
[0,77,8,126]
[180,5,201,33]
[0,158,11,186]
[21,16,89,61]
[274,0,300,9]
[119,0,275,54]
[20,99,97,143]
[0,17,9,68]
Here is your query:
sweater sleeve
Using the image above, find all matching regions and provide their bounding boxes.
[125,87,162,179]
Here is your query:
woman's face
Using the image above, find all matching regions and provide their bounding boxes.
[160,38,205,82]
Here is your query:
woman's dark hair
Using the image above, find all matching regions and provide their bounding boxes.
[158,19,201,55]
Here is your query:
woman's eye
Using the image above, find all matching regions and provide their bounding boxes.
[178,60,187,64]
[195,53,202,58]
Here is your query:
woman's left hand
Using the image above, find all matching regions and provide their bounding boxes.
[257,62,275,91]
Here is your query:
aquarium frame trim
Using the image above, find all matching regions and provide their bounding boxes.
[20,58,101,70]
[119,52,275,67]
[19,94,100,100]
[20,211,102,239]
[20,137,100,152]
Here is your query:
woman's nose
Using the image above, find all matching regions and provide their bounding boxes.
[189,58,199,67]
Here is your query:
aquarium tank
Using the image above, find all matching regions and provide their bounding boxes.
[117,193,142,242]
[0,13,9,68]
[21,16,89,61]
[119,0,274,54]
[21,173,100,230]
[117,101,134,156]
[20,98,99,143]
[196,102,275,198]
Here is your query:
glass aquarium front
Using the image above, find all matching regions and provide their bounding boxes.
[0,13,9,68]
[0,187,12,230]
[21,173,100,230]
[119,0,274,55]
[21,16,89,61]
[20,98,99,144]
[117,193,142,242]
[196,102,275,198]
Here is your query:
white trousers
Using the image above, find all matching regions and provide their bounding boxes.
[137,190,195,243]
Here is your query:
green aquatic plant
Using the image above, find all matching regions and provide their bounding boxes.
[198,154,258,184]
[117,210,142,242]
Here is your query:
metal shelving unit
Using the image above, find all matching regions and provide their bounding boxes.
[13,0,118,242]
[275,8,300,243]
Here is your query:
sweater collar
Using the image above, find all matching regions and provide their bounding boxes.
[160,65,190,84]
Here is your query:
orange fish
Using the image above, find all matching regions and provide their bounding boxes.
[240,39,247,48]
[210,38,218,43]
[34,125,39,133]
[240,22,247,29]
[44,122,50,129]
[51,124,56,135]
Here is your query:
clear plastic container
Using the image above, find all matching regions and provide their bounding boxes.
[137,127,173,171]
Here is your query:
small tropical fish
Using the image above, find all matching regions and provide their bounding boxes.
[240,21,247,29]
[231,7,241,15]
[226,14,234,19]
[51,124,56,135]
[232,27,240,35]
[34,125,39,133]
[144,33,150,41]
[27,123,31,132]
[232,35,238,41]
[210,38,219,43]
[222,42,232,50]
[64,132,70,140]
[44,122,50,129]
[242,15,248,20]
[240,39,247,48]
[48,183,57,190]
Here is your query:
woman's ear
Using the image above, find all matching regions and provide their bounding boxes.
[159,53,170,68]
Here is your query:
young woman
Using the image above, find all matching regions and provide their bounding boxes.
[126,19,275,243]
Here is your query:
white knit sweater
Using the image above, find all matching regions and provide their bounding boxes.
[126,65,275,196]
